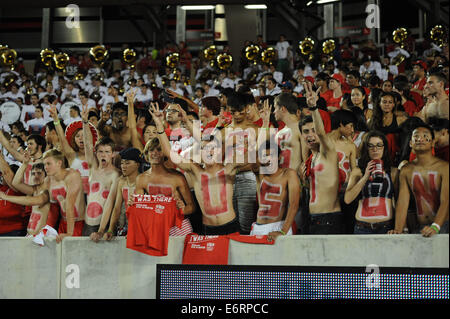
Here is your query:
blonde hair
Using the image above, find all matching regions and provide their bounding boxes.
[43,149,66,168]
[143,138,164,162]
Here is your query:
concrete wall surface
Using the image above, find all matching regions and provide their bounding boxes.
[0,234,448,299]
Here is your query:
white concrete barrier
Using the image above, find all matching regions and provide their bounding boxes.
[0,237,61,299]
[0,235,448,299]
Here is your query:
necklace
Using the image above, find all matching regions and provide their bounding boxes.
[126,177,136,188]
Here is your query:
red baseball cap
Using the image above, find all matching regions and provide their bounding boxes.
[304,76,315,84]
[330,73,344,85]
[413,60,428,71]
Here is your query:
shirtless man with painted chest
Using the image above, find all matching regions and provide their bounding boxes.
[389,125,449,237]
[150,102,245,235]
[299,82,343,234]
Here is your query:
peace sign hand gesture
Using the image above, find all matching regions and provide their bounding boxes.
[303,81,321,109]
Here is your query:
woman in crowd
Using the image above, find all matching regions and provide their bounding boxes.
[344,130,398,234]
[368,91,407,164]
[348,86,372,121]
[393,80,419,117]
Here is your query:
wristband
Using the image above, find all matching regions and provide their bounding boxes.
[82,120,88,124]
[278,230,286,235]
[430,223,440,233]
[106,230,113,234]
[53,120,60,125]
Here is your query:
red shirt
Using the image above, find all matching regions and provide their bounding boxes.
[126,195,183,256]
[182,233,274,265]
[410,91,424,111]
[403,100,418,117]
[322,91,342,109]
[413,77,427,91]
[319,109,332,133]
[202,118,219,136]
[0,186,28,234]
[183,234,231,265]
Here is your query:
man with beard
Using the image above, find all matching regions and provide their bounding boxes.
[98,101,142,151]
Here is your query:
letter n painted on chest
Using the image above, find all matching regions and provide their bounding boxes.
[412,172,440,216]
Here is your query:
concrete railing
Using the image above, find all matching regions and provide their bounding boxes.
[0,234,448,299]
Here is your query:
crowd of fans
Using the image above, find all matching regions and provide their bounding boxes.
[0,34,448,243]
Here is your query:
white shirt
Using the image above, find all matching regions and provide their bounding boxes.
[135,90,153,104]
[21,104,37,123]
[275,41,290,59]
[64,116,82,127]
[26,117,47,133]
[378,65,398,81]
[265,86,282,96]
[272,71,283,84]
[204,88,220,97]
[60,88,80,102]
[41,102,61,122]
[72,98,96,110]
[99,95,124,110]
[359,61,382,78]
[4,91,25,102]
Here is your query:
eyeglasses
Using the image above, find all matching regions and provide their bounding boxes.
[368,143,384,149]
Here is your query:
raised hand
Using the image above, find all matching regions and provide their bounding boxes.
[22,150,31,164]
[304,81,320,108]
[149,102,164,130]
[259,98,271,127]
[81,102,89,123]
[126,89,136,103]
[48,103,59,121]
[166,88,181,100]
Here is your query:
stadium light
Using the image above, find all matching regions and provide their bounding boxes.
[244,4,268,9]
[180,5,216,10]
[316,0,340,4]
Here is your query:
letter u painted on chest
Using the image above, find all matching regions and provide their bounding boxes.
[201,170,228,215]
